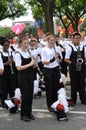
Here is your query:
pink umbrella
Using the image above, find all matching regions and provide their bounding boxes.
[11,23,26,35]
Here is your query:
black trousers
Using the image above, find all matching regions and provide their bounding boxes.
[69,66,86,103]
[18,72,34,117]
[60,51,68,77]
[43,66,60,108]
[1,73,16,106]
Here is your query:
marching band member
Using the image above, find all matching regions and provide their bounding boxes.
[0,37,16,108]
[28,39,43,98]
[15,37,36,122]
[41,34,62,112]
[58,33,69,76]
[65,32,86,106]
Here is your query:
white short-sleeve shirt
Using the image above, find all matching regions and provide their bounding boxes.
[65,43,86,59]
[41,45,62,68]
[15,49,30,67]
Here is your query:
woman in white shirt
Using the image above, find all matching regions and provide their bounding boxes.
[41,34,62,112]
[15,37,36,122]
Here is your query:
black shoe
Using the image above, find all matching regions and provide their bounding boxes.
[81,101,86,105]
[48,107,54,112]
[29,114,35,120]
[21,116,31,122]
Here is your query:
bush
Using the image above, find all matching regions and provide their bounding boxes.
[0,27,14,39]
[22,25,37,36]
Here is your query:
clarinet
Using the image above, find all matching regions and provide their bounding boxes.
[53,45,60,64]
[27,48,43,76]
[8,50,14,74]
[53,44,62,70]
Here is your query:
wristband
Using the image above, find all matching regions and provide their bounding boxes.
[50,57,55,63]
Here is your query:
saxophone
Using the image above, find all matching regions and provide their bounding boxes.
[76,46,83,71]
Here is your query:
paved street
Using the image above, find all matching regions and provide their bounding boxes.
[0,78,86,130]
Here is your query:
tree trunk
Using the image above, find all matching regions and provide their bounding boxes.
[44,8,54,34]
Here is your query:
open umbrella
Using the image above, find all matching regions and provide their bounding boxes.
[11,23,26,35]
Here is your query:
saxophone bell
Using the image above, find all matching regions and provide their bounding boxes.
[76,58,83,71]
[77,58,83,64]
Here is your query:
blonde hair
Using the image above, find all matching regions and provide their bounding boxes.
[47,34,55,41]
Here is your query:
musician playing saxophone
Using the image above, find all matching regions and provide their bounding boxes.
[64,32,86,106]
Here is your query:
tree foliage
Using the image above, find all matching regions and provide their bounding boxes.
[0,27,14,39]
[25,0,86,35]
[0,0,86,36]
[25,0,56,34]
[0,0,27,21]
[55,0,86,32]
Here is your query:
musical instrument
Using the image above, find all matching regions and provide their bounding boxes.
[53,45,61,64]
[8,50,14,74]
[27,48,43,76]
[76,46,83,71]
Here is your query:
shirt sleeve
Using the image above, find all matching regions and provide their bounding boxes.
[41,48,48,61]
[0,53,4,69]
[84,46,86,58]
[14,53,22,67]
[65,46,72,59]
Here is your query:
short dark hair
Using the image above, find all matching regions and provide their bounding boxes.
[72,32,81,38]
[0,36,9,46]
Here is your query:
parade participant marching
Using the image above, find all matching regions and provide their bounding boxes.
[15,37,36,122]
[41,34,62,112]
[0,37,17,108]
[58,33,69,77]
[65,32,86,106]
[28,39,44,98]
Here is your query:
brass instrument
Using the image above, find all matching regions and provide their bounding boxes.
[76,46,83,71]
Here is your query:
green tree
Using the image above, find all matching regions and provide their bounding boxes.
[0,27,14,39]
[25,0,86,35]
[0,0,27,21]
[55,0,86,33]
[25,0,56,34]
[80,17,86,31]
[22,25,37,35]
